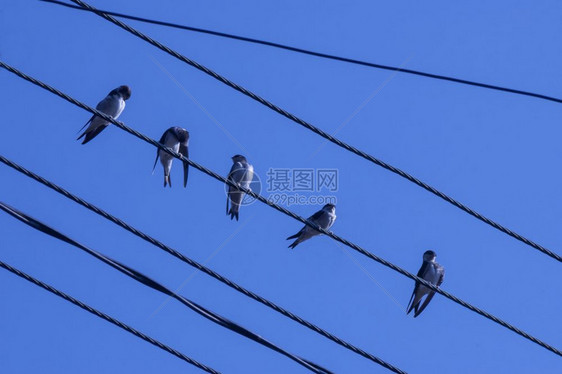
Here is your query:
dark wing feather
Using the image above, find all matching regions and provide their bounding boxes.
[170,127,183,142]
[406,291,416,315]
[157,129,170,145]
[413,265,444,318]
[406,261,429,314]
[180,143,189,187]
[152,130,169,172]
[152,152,160,173]
[80,124,106,144]
[77,94,111,137]
[286,209,322,242]
[226,163,238,214]
[77,115,94,137]
[308,210,324,223]
[416,261,429,278]
[227,162,240,193]
[414,292,436,317]
[286,227,304,240]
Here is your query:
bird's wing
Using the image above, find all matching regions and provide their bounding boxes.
[227,162,243,193]
[226,162,240,213]
[169,127,182,141]
[79,94,115,135]
[180,142,189,187]
[226,192,230,214]
[406,291,417,314]
[406,261,429,314]
[96,94,123,118]
[414,264,444,318]
[417,261,430,280]
[286,227,305,240]
[414,292,435,317]
[308,210,324,225]
[153,130,170,172]
[158,129,171,144]
[77,115,94,135]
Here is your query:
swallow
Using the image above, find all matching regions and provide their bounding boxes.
[406,250,445,318]
[77,85,131,144]
[226,155,254,221]
[152,127,190,188]
[286,204,336,249]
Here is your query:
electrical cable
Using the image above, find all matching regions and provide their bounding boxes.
[40,0,562,105]
[62,0,562,263]
[0,201,334,374]
[0,154,404,374]
[0,259,220,374]
[0,201,334,373]
[1,61,560,357]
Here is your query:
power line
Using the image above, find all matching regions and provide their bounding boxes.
[40,0,562,105]
[0,63,560,358]
[0,259,220,374]
[0,159,403,374]
[64,0,562,263]
[0,201,333,374]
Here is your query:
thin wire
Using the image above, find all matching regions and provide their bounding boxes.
[0,158,403,374]
[64,0,562,264]
[41,0,562,105]
[0,259,220,374]
[1,62,560,357]
[0,201,333,374]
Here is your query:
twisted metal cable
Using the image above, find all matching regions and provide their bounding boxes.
[0,202,332,374]
[42,0,562,105]
[64,0,562,264]
[0,161,403,372]
[1,61,560,358]
[0,259,220,374]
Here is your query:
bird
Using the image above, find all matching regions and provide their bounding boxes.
[286,204,336,249]
[406,250,445,318]
[152,127,190,188]
[77,85,131,144]
[226,155,254,221]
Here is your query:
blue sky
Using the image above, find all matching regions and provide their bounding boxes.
[1,1,561,373]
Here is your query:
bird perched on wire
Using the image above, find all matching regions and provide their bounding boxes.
[77,85,131,144]
[286,204,336,249]
[406,250,445,318]
[226,155,254,221]
[152,127,189,188]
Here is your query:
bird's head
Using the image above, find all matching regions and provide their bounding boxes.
[115,85,131,100]
[232,154,247,163]
[423,250,437,262]
[323,203,336,212]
